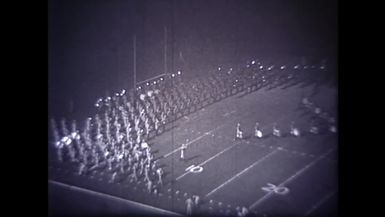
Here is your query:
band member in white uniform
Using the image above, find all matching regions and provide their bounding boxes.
[131,163,138,182]
[156,168,163,186]
[273,122,281,137]
[185,197,194,216]
[255,122,263,138]
[192,195,200,206]
[329,125,337,133]
[290,121,301,137]
[109,171,117,183]
[144,164,150,182]
[78,161,86,175]
[180,142,187,160]
[309,120,319,134]
[236,123,243,139]
[146,180,153,193]
[55,141,64,162]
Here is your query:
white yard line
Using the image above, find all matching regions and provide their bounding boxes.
[167,104,253,157]
[162,125,225,158]
[164,100,285,159]
[175,141,241,181]
[205,149,279,197]
[249,148,335,210]
[175,115,290,181]
[223,110,236,117]
[249,142,335,161]
[49,180,182,216]
[305,191,337,216]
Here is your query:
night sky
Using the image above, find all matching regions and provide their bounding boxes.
[48,0,337,120]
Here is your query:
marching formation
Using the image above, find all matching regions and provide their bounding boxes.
[49,57,335,216]
[236,103,337,141]
[299,97,337,134]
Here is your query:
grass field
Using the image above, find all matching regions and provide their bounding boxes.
[49,82,337,217]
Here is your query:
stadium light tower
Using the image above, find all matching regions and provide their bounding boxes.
[164,26,167,76]
[133,35,137,90]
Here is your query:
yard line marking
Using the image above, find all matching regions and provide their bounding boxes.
[246,144,327,160]
[173,105,289,180]
[199,143,239,166]
[185,165,195,171]
[48,180,182,216]
[176,142,241,181]
[177,117,292,183]
[305,191,337,216]
[249,148,335,210]
[163,125,225,158]
[205,149,279,197]
[165,105,286,158]
[223,110,236,117]
[163,134,207,158]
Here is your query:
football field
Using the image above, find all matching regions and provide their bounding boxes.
[49,82,337,217]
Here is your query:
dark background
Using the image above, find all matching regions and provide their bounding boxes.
[48,0,337,121]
